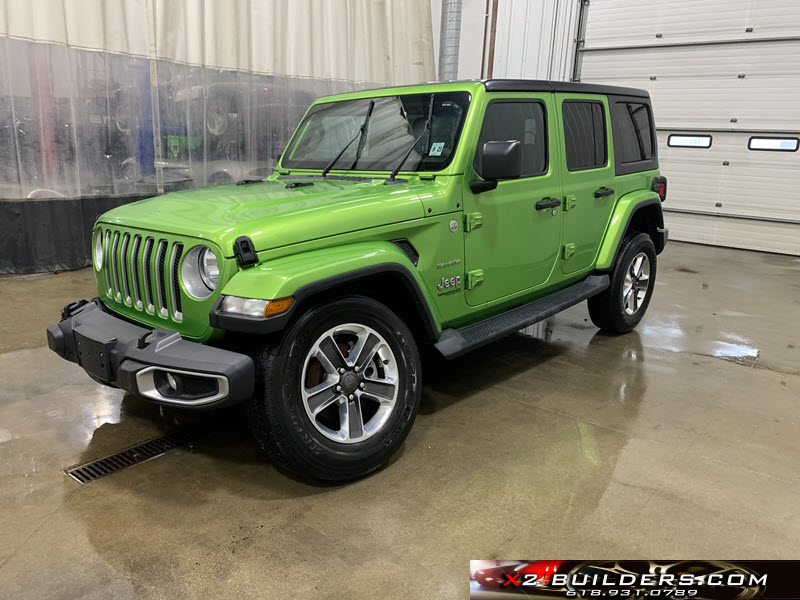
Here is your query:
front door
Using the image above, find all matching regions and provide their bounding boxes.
[464,95,563,307]
[556,94,617,274]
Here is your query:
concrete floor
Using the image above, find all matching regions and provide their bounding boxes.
[0,241,798,599]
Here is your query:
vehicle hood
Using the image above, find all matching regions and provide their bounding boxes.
[98,177,426,256]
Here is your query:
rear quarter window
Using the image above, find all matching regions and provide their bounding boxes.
[608,94,659,176]
[612,102,654,162]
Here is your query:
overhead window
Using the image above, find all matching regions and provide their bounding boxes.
[747,137,799,152]
[612,102,654,162]
[562,101,607,171]
[474,100,548,178]
[667,135,712,148]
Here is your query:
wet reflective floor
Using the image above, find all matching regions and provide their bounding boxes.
[1,241,798,599]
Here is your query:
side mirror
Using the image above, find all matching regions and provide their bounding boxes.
[470,140,522,193]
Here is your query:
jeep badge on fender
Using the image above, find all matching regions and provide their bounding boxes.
[438,276,462,290]
[47,79,667,481]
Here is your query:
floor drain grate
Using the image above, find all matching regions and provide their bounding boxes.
[65,429,198,484]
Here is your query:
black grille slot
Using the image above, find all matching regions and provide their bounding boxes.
[64,429,200,485]
[143,237,154,312]
[120,233,131,304]
[103,229,112,295]
[130,235,142,308]
[156,241,168,316]
[111,231,121,299]
[391,239,419,266]
[171,243,184,318]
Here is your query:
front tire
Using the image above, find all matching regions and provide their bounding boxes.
[247,296,421,481]
[588,232,657,333]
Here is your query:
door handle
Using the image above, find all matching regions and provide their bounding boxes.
[536,197,561,210]
[594,187,615,198]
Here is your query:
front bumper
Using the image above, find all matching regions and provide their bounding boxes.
[47,299,254,409]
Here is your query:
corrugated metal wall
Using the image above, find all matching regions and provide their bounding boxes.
[578,0,800,255]
[430,0,580,81]
[493,0,580,80]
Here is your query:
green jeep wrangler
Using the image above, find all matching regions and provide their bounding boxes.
[48,79,668,481]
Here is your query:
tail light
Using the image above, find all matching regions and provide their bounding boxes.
[652,176,667,202]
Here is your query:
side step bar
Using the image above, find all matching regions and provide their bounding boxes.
[434,275,610,359]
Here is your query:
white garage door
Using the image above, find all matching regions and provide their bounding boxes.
[577,0,800,255]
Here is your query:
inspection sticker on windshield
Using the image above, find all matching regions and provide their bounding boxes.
[429,142,445,156]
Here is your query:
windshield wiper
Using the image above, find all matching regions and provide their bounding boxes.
[321,100,375,178]
[389,94,434,182]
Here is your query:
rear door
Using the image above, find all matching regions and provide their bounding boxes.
[556,95,616,274]
[464,94,563,306]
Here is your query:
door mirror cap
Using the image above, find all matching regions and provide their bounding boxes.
[482,140,522,180]
[471,140,522,194]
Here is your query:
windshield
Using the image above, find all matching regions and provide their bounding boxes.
[282,92,471,173]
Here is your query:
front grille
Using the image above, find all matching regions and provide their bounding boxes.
[99,227,185,323]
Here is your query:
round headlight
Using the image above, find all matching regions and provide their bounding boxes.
[199,247,219,289]
[181,245,219,299]
[94,229,103,269]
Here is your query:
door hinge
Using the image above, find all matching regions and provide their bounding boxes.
[562,243,576,260]
[564,195,577,211]
[464,212,483,232]
[465,269,484,289]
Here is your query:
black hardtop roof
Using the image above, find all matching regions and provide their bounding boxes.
[317,79,650,101]
[481,79,650,99]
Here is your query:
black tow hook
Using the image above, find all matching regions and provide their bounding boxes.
[61,299,90,321]
[137,331,154,349]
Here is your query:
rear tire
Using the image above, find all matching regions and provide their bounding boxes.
[588,232,657,333]
[247,296,421,481]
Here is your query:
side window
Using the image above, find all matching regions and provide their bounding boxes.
[474,101,547,178]
[612,102,654,162]
[562,101,607,171]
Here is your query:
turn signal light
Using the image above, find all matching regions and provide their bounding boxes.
[264,296,294,317]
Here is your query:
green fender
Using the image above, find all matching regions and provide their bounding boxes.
[595,190,662,271]
[219,241,443,334]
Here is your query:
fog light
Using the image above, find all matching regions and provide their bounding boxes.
[166,372,178,391]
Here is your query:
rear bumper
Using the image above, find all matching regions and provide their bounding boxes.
[47,299,254,409]
[655,226,669,253]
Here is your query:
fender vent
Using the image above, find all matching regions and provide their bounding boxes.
[64,429,200,484]
[390,239,419,266]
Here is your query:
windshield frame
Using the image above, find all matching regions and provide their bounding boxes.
[279,91,472,176]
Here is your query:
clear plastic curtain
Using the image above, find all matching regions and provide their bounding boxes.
[0,37,363,200]
[0,0,434,200]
